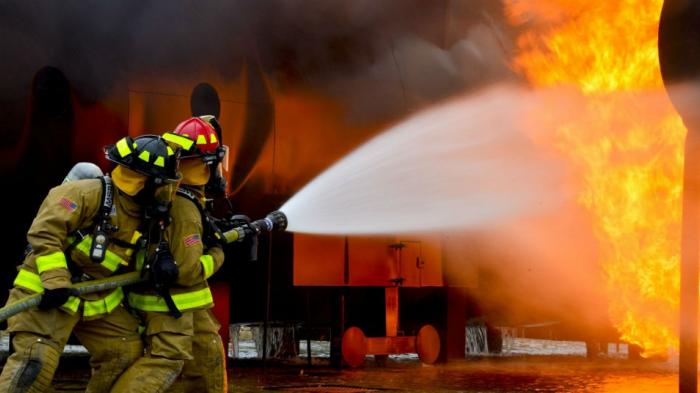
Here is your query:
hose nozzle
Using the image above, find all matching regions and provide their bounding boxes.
[257,210,288,233]
[222,210,288,243]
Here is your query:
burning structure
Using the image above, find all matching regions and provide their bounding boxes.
[0,0,698,373]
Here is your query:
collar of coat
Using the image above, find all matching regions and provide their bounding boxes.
[114,189,142,218]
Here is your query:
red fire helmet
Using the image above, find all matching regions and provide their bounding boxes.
[168,117,220,159]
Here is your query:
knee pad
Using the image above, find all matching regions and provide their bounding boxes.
[4,336,60,393]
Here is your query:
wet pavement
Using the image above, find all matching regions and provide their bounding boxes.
[48,357,684,392]
[228,358,680,393]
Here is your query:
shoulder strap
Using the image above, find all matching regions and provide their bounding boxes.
[87,176,116,263]
[99,175,115,220]
[176,187,224,246]
[176,187,207,218]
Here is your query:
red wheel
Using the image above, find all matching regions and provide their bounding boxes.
[416,324,440,364]
[341,327,367,367]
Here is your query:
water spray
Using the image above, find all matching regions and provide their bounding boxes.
[280,85,566,235]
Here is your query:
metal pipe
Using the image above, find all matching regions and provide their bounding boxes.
[659,1,700,391]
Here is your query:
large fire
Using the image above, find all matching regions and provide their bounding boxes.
[505,0,687,356]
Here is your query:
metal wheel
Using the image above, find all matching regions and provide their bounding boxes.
[341,327,367,367]
[416,324,440,364]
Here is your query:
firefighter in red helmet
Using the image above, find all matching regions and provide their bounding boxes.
[112,117,228,392]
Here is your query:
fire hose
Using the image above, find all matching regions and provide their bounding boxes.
[0,210,288,323]
[0,271,145,323]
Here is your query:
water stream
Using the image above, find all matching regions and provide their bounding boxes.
[281,84,567,235]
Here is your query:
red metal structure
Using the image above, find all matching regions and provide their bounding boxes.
[294,235,443,366]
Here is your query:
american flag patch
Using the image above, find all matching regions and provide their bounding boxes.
[183,234,201,248]
[58,197,78,213]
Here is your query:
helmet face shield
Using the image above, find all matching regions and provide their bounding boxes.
[222,145,230,179]
[205,144,229,180]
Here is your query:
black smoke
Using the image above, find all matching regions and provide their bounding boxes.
[0,1,513,121]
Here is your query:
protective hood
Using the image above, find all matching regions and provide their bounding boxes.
[179,159,210,186]
[112,165,147,196]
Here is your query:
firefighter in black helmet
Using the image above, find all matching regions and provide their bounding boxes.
[113,119,228,393]
[0,135,180,393]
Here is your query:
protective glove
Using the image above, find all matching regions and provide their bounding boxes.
[38,287,79,311]
[229,214,251,229]
[150,241,179,291]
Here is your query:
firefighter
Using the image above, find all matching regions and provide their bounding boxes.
[0,135,181,392]
[168,116,230,393]
[111,117,227,393]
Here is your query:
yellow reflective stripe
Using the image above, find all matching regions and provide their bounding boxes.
[210,133,218,144]
[73,236,91,255]
[104,287,124,313]
[138,150,150,163]
[83,299,101,316]
[13,270,80,313]
[167,146,175,156]
[36,252,68,273]
[73,236,126,272]
[196,134,207,145]
[172,287,213,310]
[163,132,194,150]
[116,138,132,157]
[100,252,125,272]
[14,269,44,293]
[128,287,213,312]
[154,156,165,167]
[125,231,142,257]
[200,255,215,279]
[62,296,80,313]
[83,287,124,317]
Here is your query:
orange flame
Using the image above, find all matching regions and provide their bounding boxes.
[506,0,686,357]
